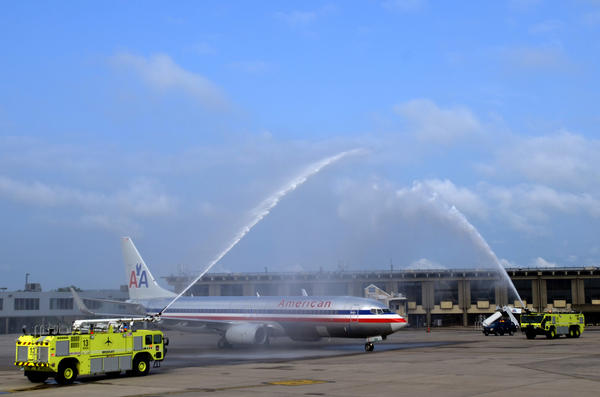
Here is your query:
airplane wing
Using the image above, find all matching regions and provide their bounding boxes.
[155,313,285,335]
[70,288,147,317]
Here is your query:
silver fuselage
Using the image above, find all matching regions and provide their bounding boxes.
[133,295,407,339]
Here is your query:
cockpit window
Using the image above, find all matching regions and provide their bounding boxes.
[370,308,389,314]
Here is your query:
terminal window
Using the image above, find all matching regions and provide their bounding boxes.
[324,283,348,296]
[50,298,73,310]
[220,284,243,296]
[470,279,496,304]
[188,285,209,296]
[0,298,3,311]
[434,280,458,304]
[398,282,422,305]
[511,279,533,304]
[14,298,39,310]
[584,279,600,303]
[83,299,102,309]
[546,279,572,303]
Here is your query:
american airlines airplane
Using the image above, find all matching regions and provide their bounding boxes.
[107,237,408,352]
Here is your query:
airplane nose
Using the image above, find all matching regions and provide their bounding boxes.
[390,317,408,332]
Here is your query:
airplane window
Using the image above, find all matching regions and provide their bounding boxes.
[370,308,377,314]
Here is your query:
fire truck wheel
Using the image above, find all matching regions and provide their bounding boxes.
[25,371,48,383]
[546,327,556,339]
[55,361,78,384]
[133,356,150,376]
[574,327,581,338]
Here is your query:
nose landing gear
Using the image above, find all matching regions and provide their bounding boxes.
[364,335,383,352]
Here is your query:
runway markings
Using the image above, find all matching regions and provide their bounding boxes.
[268,379,329,386]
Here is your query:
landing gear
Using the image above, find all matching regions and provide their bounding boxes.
[364,342,374,352]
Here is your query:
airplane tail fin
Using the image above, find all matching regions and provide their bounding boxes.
[121,237,176,300]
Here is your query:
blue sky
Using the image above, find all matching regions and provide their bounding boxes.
[1,1,600,290]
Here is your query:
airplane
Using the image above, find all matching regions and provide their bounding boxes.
[77,237,409,352]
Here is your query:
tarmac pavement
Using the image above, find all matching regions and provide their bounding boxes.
[1,327,599,396]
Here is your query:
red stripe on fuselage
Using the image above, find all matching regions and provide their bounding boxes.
[161,314,407,324]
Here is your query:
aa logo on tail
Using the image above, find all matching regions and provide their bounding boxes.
[129,263,148,288]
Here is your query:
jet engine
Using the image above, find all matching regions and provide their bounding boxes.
[224,324,268,345]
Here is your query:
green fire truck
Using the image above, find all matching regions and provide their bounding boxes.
[520,312,584,339]
[15,317,167,384]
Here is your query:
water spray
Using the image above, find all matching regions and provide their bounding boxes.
[158,148,364,316]
[447,205,525,309]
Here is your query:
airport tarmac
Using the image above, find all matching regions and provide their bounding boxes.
[1,327,599,396]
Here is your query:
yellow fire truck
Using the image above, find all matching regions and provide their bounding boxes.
[15,317,167,384]
[520,312,585,339]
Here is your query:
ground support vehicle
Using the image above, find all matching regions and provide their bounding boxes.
[482,306,520,336]
[520,312,584,340]
[483,318,518,336]
[14,317,166,384]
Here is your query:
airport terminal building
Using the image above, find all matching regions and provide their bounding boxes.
[2,267,600,333]
[0,285,128,334]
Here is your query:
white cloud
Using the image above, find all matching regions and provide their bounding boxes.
[335,177,502,269]
[491,131,600,189]
[499,45,570,71]
[583,10,600,27]
[80,214,140,234]
[382,0,426,11]
[111,52,227,109]
[275,10,317,26]
[274,5,336,28]
[529,19,563,34]
[406,258,444,270]
[499,258,518,268]
[418,179,488,219]
[508,0,542,11]
[0,176,176,221]
[483,183,600,234]
[394,99,481,145]
[530,257,558,268]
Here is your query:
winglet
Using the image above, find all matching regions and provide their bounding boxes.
[71,288,96,315]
